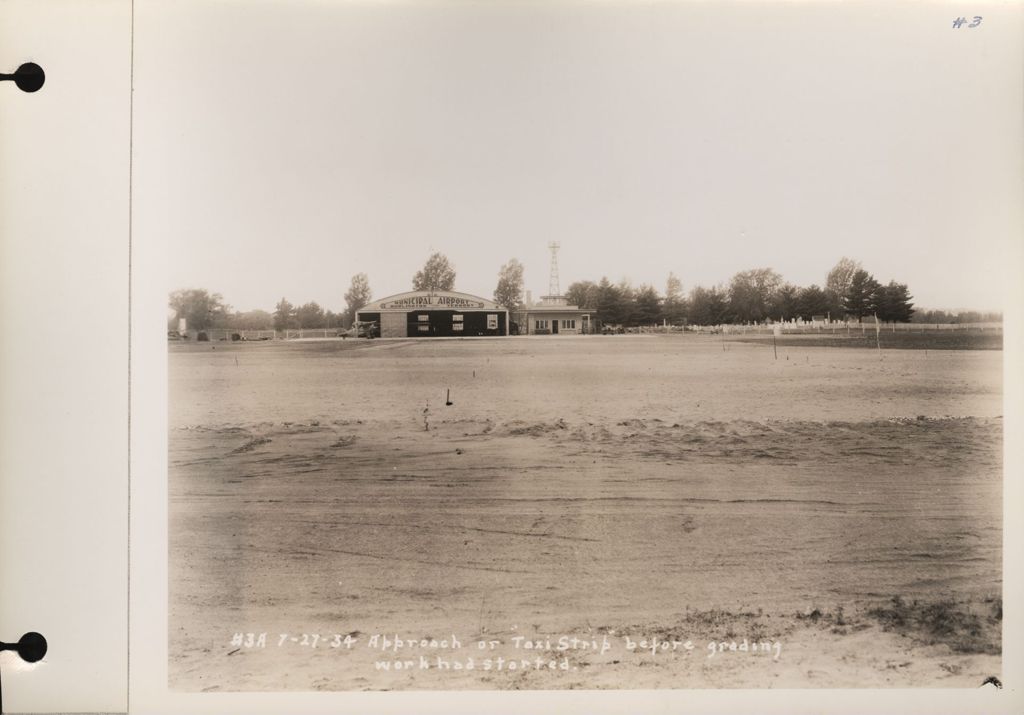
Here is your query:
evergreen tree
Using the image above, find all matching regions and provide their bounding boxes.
[616,280,639,326]
[596,277,624,326]
[875,281,915,322]
[273,297,296,331]
[769,283,799,321]
[795,284,832,320]
[634,284,663,325]
[843,269,880,320]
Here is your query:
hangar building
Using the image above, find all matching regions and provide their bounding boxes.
[355,290,509,338]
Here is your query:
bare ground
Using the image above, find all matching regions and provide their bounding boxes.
[169,335,1002,690]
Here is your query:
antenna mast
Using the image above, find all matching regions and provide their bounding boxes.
[547,241,561,296]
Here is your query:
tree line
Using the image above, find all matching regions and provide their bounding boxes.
[562,258,916,327]
[169,273,373,332]
[170,252,993,332]
[169,253,477,332]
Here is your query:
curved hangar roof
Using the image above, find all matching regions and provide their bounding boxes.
[359,290,503,312]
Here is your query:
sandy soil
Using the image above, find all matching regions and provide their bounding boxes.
[168,335,1002,690]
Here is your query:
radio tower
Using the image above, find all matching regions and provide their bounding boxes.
[547,241,561,297]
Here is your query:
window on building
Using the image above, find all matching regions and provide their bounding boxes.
[417,324,429,332]
[417,314,429,322]
[452,323,463,332]
[452,314,463,322]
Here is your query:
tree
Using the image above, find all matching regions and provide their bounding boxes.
[226,309,273,330]
[596,277,625,326]
[412,252,456,292]
[634,284,662,325]
[295,301,326,328]
[843,269,880,320]
[795,284,832,321]
[273,297,296,331]
[688,285,729,326]
[769,283,800,321]
[826,257,862,315]
[343,273,372,327]
[663,272,687,324]
[911,309,1001,324]
[875,281,915,322]
[493,259,525,311]
[727,268,783,323]
[565,280,599,309]
[616,280,639,326]
[168,288,229,331]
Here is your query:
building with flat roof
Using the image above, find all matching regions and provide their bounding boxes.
[517,294,592,335]
[355,290,508,338]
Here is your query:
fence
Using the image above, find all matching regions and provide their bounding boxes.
[684,321,1001,335]
[178,329,278,341]
[175,328,357,341]
[174,321,1002,341]
[282,329,350,340]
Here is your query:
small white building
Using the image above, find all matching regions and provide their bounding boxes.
[516,294,592,335]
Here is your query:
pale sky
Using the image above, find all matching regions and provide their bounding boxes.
[136,0,1022,314]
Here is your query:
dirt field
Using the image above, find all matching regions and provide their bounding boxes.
[169,335,1002,691]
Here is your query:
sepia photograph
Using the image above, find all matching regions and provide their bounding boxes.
[141,0,1017,699]
[3,1,1023,713]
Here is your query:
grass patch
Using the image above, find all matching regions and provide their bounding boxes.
[731,330,1002,351]
[866,597,1001,655]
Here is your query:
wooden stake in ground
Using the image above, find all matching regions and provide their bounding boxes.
[772,323,780,360]
[874,312,881,358]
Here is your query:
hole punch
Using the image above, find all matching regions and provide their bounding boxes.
[0,632,48,713]
[5,632,47,663]
[0,62,45,93]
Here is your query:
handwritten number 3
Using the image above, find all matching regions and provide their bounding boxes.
[969,16,982,28]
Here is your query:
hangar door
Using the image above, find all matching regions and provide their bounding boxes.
[380,312,407,338]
